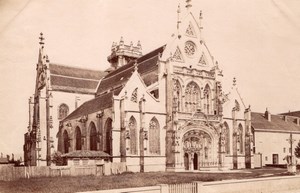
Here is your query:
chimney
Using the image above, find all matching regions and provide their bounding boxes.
[264,108,271,122]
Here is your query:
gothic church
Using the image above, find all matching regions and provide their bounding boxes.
[25,1,254,171]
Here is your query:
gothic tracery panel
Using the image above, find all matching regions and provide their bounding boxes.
[185,81,200,112]
[173,80,181,111]
[238,124,243,154]
[58,103,69,120]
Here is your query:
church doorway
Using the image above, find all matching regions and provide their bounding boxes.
[183,129,213,171]
[184,153,189,170]
[193,153,198,170]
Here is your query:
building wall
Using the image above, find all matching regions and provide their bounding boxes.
[254,131,300,166]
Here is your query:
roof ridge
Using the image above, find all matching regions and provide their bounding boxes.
[49,63,104,72]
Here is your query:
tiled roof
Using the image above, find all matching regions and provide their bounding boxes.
[63,91,114,121]
[49,63,106,94]
[96,46,165,96]
[280,111,300,118]
[61,150,111,158]
[251,112,300,132]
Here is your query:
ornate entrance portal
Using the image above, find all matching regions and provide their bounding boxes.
[182,129,215,170]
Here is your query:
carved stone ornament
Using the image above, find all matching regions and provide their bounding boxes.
[184,41,196,57]
[125,130,130,139]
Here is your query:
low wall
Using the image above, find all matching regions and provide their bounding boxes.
[0,162,127,181]
[83,175,300,193]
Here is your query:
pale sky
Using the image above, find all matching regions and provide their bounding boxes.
[0,0,300,157]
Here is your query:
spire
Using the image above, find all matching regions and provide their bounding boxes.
[186,0,192,10]
[38,32,45,63]
[39,32,45,47]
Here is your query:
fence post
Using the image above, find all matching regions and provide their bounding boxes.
[159,184,168,193]
[193,181,203,193]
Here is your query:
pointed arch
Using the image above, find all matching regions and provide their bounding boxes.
[128,116,137,155]
[173,79,182,112]
[185,81,201,112]
[63,130,70,153]
[223,122,230,154]
[204,84,212,115]
[238,123,243,154]
[89,122,97,151]
[149,117,160,155]
[104,118,112,155]
[75,127,82,150]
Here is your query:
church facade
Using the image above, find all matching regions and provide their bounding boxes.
[56,2,254,172]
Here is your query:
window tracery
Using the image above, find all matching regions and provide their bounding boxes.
[185,82,200,112]
[131,88,138,103]
[128,116,137,155]
[58,104,69,120]
[149,118,160,155]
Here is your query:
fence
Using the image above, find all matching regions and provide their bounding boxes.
[168,182,198,193]
[0,162,127,181]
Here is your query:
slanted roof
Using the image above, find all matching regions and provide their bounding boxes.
[96,46,165,96]
[280,111,300,118]
[49,63,107,94]
[251,112,300,132]
[63,91,116,121]
[61,150,111,158]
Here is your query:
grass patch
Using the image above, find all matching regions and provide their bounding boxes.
[0,168,290,193]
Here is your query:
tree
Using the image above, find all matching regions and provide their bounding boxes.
[51,151,65,166]
[294,141,300,159]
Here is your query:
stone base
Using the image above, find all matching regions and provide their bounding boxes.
[287,164,296,173]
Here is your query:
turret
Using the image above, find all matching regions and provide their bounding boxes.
[107,37,143,70]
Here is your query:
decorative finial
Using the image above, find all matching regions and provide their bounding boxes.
[120,36,124,45]
[137,40,142,50]
[233,77,237,86]
[177,4,181,31]
[134,61,138,71]
[39,32,45,46]
[186,0,192,10]
[199,10,203,29]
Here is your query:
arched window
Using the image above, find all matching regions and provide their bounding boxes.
[75,127,82,150]
[104,118,112,155]
[128,116,137,155]
[223,122,230,154]
[185,81,200,112]
[204,84,211,115]
[238,124,243,154]
[173,80,181,112]
[63,130,69,153]
[149,117,160,155]
[89,122,97,151]
[58,104,69,120]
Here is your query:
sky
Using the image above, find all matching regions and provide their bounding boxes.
[0,0,300,157]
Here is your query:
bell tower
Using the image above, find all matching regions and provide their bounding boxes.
[107,37,142,70]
